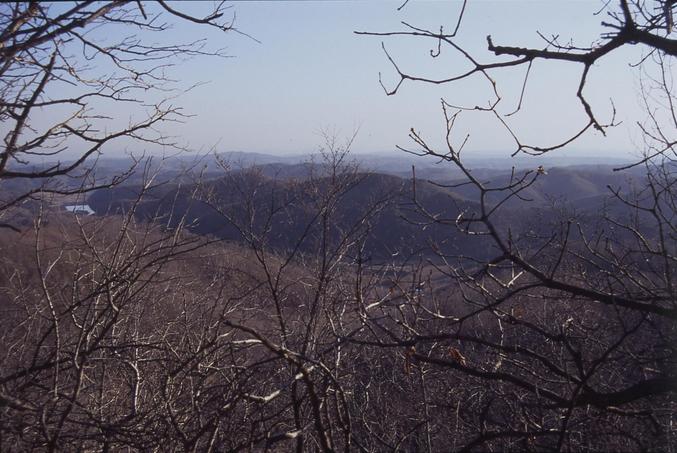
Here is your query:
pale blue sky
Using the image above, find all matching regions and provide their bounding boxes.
[58,1,654,159]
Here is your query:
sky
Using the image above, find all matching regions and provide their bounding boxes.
[53,1,656,160]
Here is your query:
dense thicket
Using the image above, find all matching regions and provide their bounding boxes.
[1,1,675,451]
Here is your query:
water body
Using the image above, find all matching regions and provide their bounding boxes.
[64,204,95,215]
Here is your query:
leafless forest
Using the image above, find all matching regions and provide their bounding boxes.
[0,2,675,451]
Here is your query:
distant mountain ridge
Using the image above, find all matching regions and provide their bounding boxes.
[86,158,644,262]
[17,150,636,189]
[88,169,494,261]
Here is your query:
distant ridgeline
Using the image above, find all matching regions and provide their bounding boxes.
[87,162,644,263]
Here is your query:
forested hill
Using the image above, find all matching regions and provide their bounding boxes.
[87,163,639,262]
[88,169,494,261]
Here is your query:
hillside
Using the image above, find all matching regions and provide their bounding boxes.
[88,168,503,261]
[85,160,650,263]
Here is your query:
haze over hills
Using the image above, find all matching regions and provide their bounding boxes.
[80,151,649,264]
[18,150,636,183]
[3,150,648,261]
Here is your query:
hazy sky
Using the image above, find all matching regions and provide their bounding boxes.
[77,1,655,159]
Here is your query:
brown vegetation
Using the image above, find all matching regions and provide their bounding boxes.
[1,1,675,451]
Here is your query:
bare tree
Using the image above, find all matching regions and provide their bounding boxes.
[352,1,677,450]
[0,1,233,229]
[196,133,401,451]
[3,1,675,451]
[0,2,269,450]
